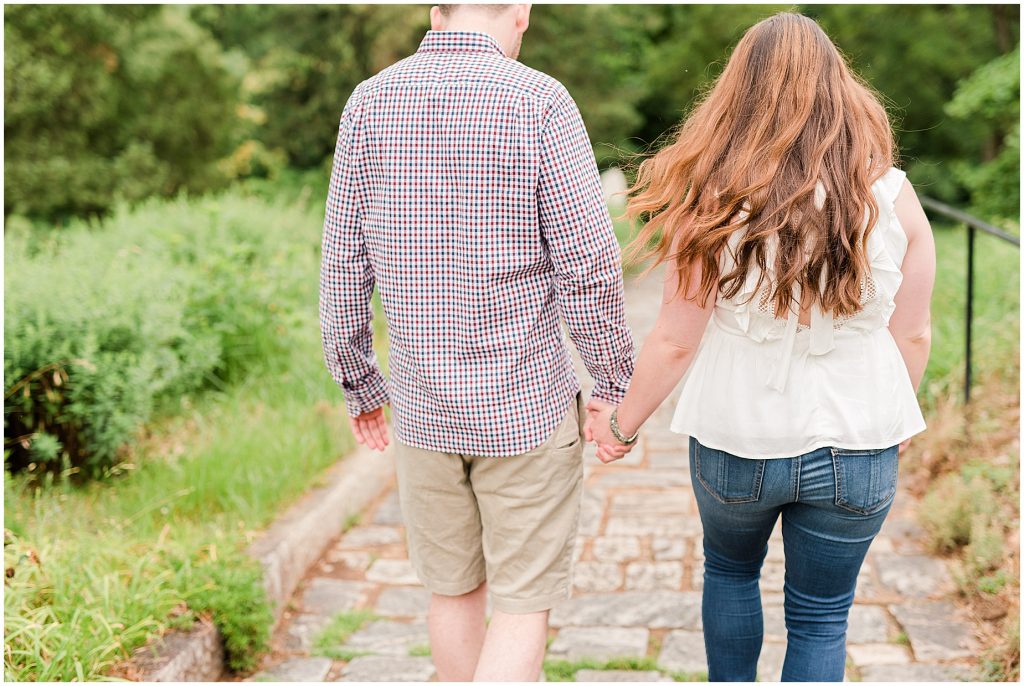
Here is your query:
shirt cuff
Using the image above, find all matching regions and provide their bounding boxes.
[590,382,629,407]
[341,372,390,417]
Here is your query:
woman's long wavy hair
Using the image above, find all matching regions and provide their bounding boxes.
[626,12,896,318]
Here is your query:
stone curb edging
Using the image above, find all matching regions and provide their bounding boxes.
[127,446,395,681]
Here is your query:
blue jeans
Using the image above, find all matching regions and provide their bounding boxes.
[690,437,898,682]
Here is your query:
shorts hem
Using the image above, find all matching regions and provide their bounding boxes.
[418,573,487,598]
[490,587,569,614]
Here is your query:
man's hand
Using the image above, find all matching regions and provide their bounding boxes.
[584,399,633,464]
[350,406,390,452]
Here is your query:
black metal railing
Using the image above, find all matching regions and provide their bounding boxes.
[918,196,1020,403]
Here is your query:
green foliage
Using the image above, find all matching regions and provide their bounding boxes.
[182,556,274,672]
[8,5,1018,216]
[4,5,240,220]
[946,46,1021,220]
[522,5,651,165]
[3,519,274,679]
[408,643,431,657]
[3,528,179,681]
[312,610,379,659]
[809,5,1017,205]
[4,193,311,478]
[542,656,700,682]
[918,458,1016,598]
[920,470,1000,552]
[628,5,784,147]
[3,319,364,680]
[923,225,1020,401]
[192,5,427,169]
[542,655,709,682]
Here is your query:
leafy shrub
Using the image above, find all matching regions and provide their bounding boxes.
[4,192,317,478]
[184,556,274,672]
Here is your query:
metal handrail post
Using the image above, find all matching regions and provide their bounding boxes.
[965,225,975,403]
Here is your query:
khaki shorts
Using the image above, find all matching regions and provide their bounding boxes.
[394,394,584,614]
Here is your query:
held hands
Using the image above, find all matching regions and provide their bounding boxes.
[584,399,635,464]
[350,405,390,451]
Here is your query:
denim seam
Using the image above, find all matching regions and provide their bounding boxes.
[752,460,766,501]
[793,454,801,502]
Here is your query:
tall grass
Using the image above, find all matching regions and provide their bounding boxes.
[922,223,1020,404]
[4,186,388,681]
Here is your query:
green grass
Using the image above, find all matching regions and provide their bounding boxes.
[311,610,379,661]
[922,222,1020,404]
[542,656,707,682]
[409,643,432,657]
[3,183,390,681]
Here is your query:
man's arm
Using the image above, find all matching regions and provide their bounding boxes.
[537,86,635,407]
[319,85,390,448]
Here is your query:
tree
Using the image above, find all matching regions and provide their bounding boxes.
[808,4,1018,202]
[630,4,784,148]
[193,5,427,170]
[4,5,240,220]
[521,4,650,166]
[945,45,1021,221]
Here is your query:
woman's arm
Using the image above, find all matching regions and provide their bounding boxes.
[588,256,715,459]
[888,179,936,392]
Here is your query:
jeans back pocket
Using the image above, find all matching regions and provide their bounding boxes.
[693,439,765,504]
[831,446,899,515]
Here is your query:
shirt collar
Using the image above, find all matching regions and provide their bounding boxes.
[417,30,505,57]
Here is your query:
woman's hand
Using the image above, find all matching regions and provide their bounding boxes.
[584,399,634,463]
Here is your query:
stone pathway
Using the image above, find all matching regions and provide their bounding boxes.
[247,271,979,682]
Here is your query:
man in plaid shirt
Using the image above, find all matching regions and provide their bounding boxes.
[320,4,634,679]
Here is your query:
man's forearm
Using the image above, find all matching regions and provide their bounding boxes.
[319,271,388,416]
[557,262,635,404]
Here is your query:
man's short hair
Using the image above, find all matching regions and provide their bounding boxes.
[437,4,513,18]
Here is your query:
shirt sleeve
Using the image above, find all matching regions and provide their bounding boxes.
[537,86,635,405]
[319,85,390,417]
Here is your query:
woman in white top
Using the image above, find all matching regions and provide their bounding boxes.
[588,13,935,682]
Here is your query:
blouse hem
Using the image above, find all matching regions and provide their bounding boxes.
[668,423,927,461]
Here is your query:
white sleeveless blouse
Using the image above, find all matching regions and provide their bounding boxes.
[670,167,927,459]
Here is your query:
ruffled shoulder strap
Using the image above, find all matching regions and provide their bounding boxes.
[875,167,907,206]
[870,167,909,260]
[867,167,909,323]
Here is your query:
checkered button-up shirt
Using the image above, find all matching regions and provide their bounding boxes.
[320,31,634,456]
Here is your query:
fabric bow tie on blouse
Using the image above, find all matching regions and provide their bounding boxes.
[766,277,836,393]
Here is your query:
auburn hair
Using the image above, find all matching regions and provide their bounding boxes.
[626,12,896,318]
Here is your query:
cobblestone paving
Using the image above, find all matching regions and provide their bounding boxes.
[249,272,979,682]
